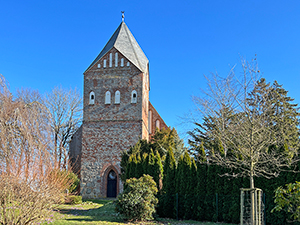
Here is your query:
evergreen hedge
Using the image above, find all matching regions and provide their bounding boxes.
[121,141,300,224]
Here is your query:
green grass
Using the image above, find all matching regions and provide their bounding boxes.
[37,199,235,225]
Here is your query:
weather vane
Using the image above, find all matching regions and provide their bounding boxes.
[121,11,125,22]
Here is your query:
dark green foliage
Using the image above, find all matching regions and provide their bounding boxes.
[151,127,186,161]
[158,148,177,218]
[66,171,80,194]
[115,175,158,221]
[183,77,300,224]
[195,162,207,221]
[120,151,129,182]
[272,181,300,222]
[120,127,186,193]
[158,156,300,225]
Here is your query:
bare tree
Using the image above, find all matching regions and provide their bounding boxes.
[190,59,300,224]
[44,86,82,169]
[0,74,73,224]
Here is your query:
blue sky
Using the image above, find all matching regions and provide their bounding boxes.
[1,1,300,141]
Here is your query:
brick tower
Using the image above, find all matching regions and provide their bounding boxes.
[70,21,167,199]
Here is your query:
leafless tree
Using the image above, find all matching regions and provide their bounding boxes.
[0,74,73,224]
[44,85,82,169]
[190,59,299,224]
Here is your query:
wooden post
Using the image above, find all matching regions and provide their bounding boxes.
[254,189,257,225]
[176,193,178,221]
[240,189,244,225]
[258,190,261,225]
[216,193,218,222]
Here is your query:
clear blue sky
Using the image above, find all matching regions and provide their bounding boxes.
[1,1,300,141]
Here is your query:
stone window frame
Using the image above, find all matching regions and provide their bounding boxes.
[131,90,137,104]
[89,91,95,105]
[115,90,120,104]
[105,91,111,104]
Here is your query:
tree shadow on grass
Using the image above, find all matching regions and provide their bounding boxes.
[56,199,123,223]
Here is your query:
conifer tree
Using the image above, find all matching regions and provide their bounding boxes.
[147,149,156,176]
[142,152,149,175]
[151,127,186,161]
[195,161,207,221]
[204,163,217,221]
[160,147,177,218]
[175,151,192,219]
[185,158,197,219]
[135,153,143,178]
[162,148,176,195]
[154,150,163,191]
[129,154,138,179]
[120,151,129,181]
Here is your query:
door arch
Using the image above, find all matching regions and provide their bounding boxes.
[107,170,117,198]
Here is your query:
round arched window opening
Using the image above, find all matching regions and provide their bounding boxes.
[133,93,136,98]
[108,170,117,180]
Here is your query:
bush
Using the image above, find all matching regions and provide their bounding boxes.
[272,181,300,222]
[0,174,66,225]
[115,174,158,221]
[67,171,80,193]
[65,195,82,204]
[49,169,79,194]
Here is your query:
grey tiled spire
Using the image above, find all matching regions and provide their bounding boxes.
[85,22,149,73]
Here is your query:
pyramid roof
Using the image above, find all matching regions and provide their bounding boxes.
[85,22,149,73]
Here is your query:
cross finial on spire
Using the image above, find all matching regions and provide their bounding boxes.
[121,11,125,22]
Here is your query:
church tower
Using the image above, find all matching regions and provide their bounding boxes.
[70,20,167,199]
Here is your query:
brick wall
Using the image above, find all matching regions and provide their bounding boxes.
[148,101,168,138]
[69,125,82,176]
[70,46,168,199]
[80,47,150,198]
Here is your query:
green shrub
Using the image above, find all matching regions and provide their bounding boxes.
[65,195,82,204]
[48,169,80,194]
[272,181,300,222]
[115,174,158,221]
[67,171,80,193]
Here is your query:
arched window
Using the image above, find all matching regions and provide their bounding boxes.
[103,59,107,68]
[109,53,112,67]
[105,91,111,104]
[131,90,137,103]
[107,170,117,198]
[155,120,160,130]
[115,53,118,67]
[115,90,120,104]
[89,91,95,105]
[121,58,124,67]
[148,110,152,134]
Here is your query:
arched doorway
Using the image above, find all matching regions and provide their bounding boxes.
[107,170,117,198]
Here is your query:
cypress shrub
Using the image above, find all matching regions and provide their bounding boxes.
[195,162,207,221]
[159,147,176,218]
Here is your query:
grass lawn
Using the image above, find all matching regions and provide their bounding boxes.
[38,199,235,225]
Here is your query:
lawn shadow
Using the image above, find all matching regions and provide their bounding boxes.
[56,199,123,223]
